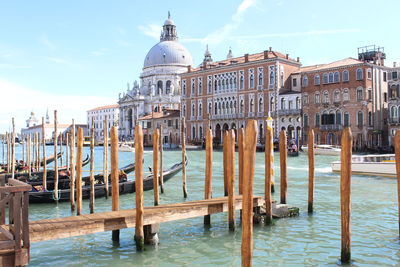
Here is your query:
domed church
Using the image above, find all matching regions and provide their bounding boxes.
[118,13,193,139]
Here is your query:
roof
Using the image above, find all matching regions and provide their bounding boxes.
[187,50,299,73]
[143,41,193,69]
[300,57,364,73]
[87,104,119,112]
[138,109,180,121]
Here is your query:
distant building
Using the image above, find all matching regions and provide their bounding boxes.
[137,109,180,146]
[388,63,400,147]
[118,13,193,140]
[86,104,119,142]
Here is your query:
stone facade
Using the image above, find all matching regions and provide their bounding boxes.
[388,65,400,147]
[86,104,119,142]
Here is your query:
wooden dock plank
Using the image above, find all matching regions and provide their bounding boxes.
[29,196,264,243]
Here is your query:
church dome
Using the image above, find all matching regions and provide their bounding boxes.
[143,41,193,68]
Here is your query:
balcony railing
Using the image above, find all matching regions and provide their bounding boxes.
[319,124,343,131]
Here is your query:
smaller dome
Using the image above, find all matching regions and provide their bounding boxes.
[164,18,175,26]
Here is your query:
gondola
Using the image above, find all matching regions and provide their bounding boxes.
[288,151,299,157]
[0,152,63,172]
[29,159,186,203]
[2,155,90,180]
[27,162,136,190]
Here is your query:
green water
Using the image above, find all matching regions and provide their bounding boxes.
[11,146,400,266]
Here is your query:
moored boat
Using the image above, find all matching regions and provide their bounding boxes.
[331,154,396,177]
[301,145,341,156]
[119,143,134,152]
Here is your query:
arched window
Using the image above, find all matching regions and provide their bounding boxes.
[208,80,212,93]
[391,106,398,119]
[198,103,202,117]
[199,126,203,140]
[303,114,309,127]
[357,111,364,126]
[240,75,244,90]
[191,79,195,94]
[157,80,163,94]
[302,76,308,87]
[222,80,225,90]
[344,112,350,126]
[259,97,263,112]
[328,72,334,83]
[281,98,286,110]
[258,72,263,87]
[269,66,275,88]
[315,92,320,104]
[249,73,254,88]
[240,99,244,114]
[192,104,195,117]
[183,105,186,117]
[270,97,275,111]
[323,73,329,84]
[315,113,320,126]
[250,99,254,113]
[233,77,237,89]
[357,87,363,101]
[334,90,340,103]
[230,78,233,89]
[356,68,363,80]
[314,75,320,85]
[334,72,340,83]
[222,102,225,114]
[214,103,218,115]
[208,103,212,114]
[214,80,218,92]
[343,70,349,81]
[218,102,221,114]
[218,80,221,91]
[192,126,196,139]
[166,80,171,94]
[368,111,372,126]
[198,79,202,94]
[336,110,342,125]
[323,91,329,103]
[296,97,300,109]
[343,89,349,101]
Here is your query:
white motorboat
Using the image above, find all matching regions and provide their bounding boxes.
[119,143,134,152]
[331,154,396,177]
[301,145,341,156]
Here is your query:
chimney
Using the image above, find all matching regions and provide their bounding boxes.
[269,47,272,52]
[264,50,269,59]
[244,54,249,63]
[394,62,397,68]
[297,57,300,62]
[286,54,289,59]
[187,65,191,73]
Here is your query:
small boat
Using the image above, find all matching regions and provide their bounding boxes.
[331,154,396,177]
[0,152,63,171]
[288,151,299,157]
[301,145,341,156]
[29,159,186,203]
[119,143,134,152]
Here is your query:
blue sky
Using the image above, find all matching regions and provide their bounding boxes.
[1,0,399,132]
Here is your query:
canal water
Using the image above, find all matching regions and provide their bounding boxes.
[12,146,400,266]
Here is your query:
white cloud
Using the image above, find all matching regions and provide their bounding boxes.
[0,78,116,132]
[137,24,161,40]
[38,35,56,50]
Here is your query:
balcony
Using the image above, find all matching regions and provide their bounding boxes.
[319,124,343,131]
[277,109,301,116]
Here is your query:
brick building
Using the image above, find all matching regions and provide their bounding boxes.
[299,46,389,149]
[388,64,400,147]
[180,47,301,145]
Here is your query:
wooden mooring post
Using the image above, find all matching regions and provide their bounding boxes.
[308,129,315,214]
[110,126,120,241]
[135,125,144,250]
[223,131,228,197]
[181,118,188,198]
[265,125,273,225]
[70,120,76,212]
[59,133,63,166]
[159,125,164,194]
[204,128,213,225]
[238,128,244,196]
[27,134,31,178]
[65,132,69,171]
[11,118,15,179]
[76,128,83,215]
[241,120,257,267]
[103,117,109,198]
[89,119,95,214]
[227,129,235,231]
[396,130,400,236]
[340,127,352,263]
[42,117,47,190]
[279,130,287,204]
[153,129,159,206]
[54,110,59,202]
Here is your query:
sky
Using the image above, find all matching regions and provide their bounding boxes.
[1,0,399,132]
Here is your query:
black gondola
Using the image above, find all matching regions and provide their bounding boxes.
[288,151,299,157]
[29,160,185,203]
[0,152,63,172]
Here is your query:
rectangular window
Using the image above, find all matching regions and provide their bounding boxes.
[168,120,172,127]
[383,72,387,82]
[393,72,398,79]
[344,113,350,126]
[269,66,275,89]
[293,78,297,87]
[147,122,152,129]
[368,88,372,100]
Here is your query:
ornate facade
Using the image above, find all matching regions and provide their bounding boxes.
[118,13,193,140]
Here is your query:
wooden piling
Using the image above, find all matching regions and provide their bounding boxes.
[27,135,31,178]
[89,119,95,214]
[110,126,120,241]
[159,125,164,194]
[59,133,63,166]
[42,117,47,190]
[54,110,59,202]
[70,120,76,212]
[7,133,10,173]
[11,118,15,179]
[35,132,39,173]
[103,117,109,198]
[21,134,24,168]
[396,131,400,236]
[241,120,257,267]
[223,131,228,197]
[265,125,273,225]
[279,130,287,204]
[153,129,159,206]
[340,127,352,263]
[227,129,236,231]
[308,129,315,214]
[66,133,69,171]
[1,135,4,168]
[76,128,83,215]
[181,118,188,198]
[238,128,245,195]
[135,125,144,251]
[204,128,213,225]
